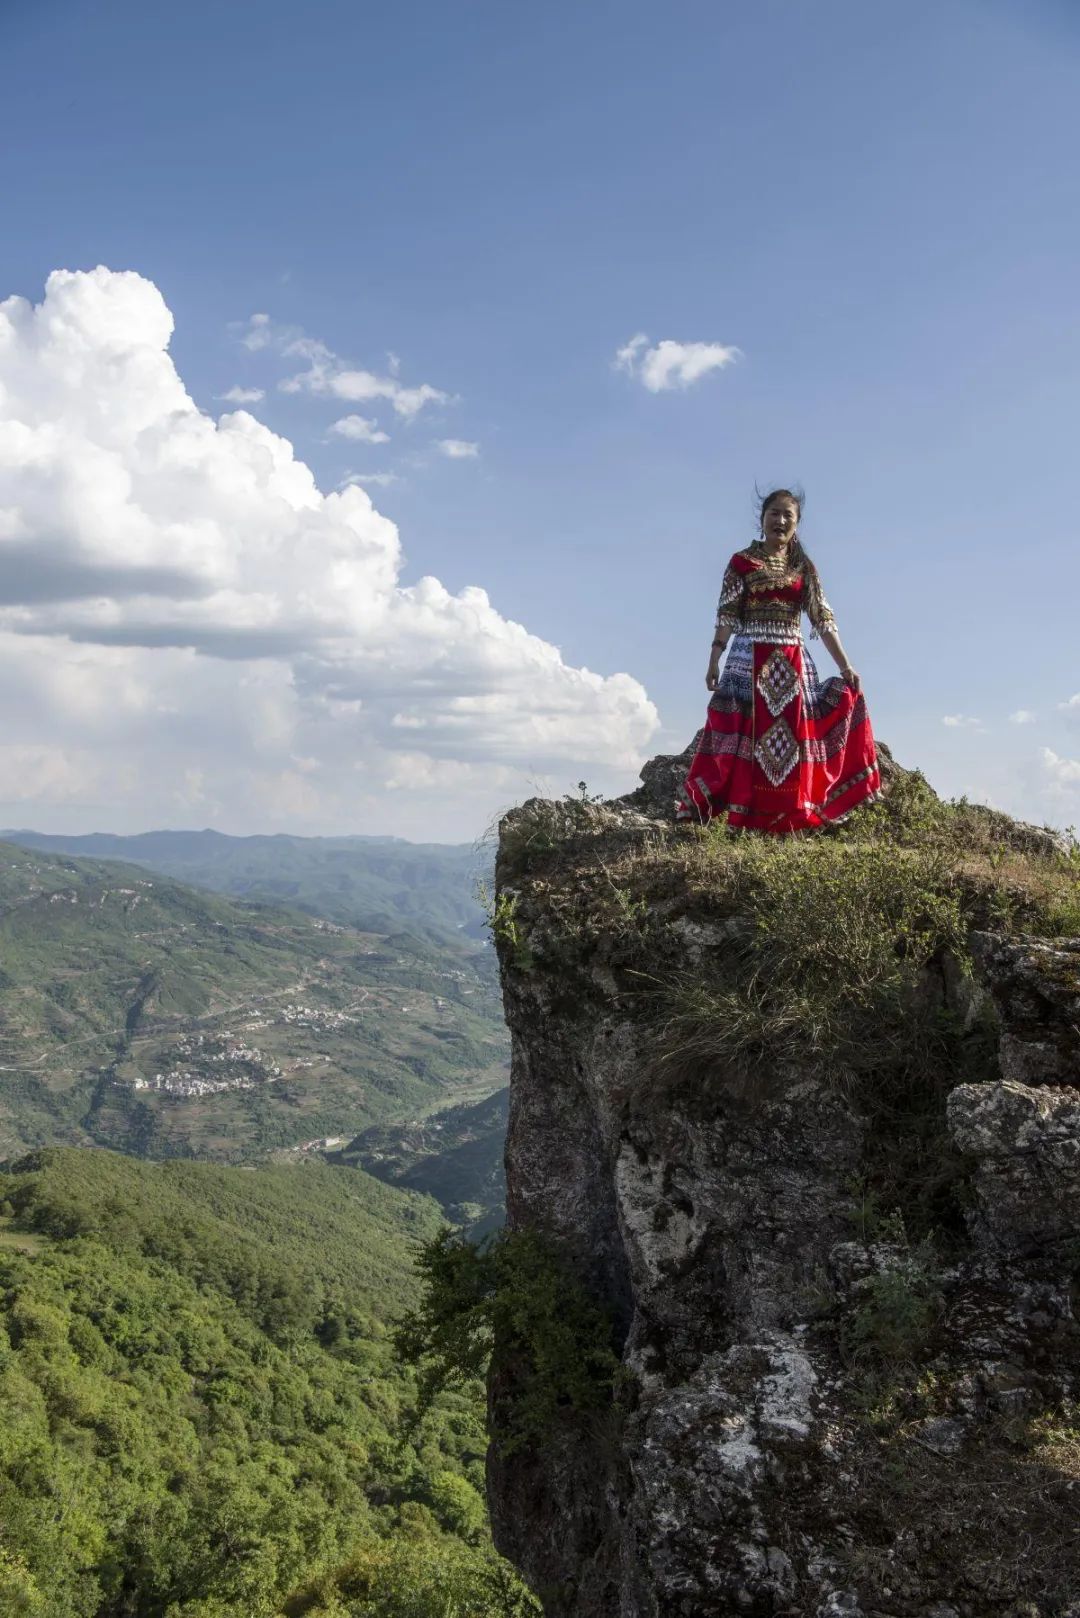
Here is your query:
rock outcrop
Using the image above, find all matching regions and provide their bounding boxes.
[487,766,1080,1617]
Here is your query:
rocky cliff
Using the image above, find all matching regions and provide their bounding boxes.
[487,758,1080,1618]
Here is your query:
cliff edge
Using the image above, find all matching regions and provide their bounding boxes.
[487,756,1080,1617]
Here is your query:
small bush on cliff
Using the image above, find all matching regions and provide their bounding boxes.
[396,1227,621,1456]
[843,1220,943,1372]
[477,882,533,969]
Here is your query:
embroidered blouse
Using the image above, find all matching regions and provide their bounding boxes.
[714,543,837,646]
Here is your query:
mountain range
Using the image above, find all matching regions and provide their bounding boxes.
[1,826,491,943]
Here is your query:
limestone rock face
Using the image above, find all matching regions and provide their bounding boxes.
[970,933,1080,1088]
[487,780,1080,1618]
[948,1080,1080,1253]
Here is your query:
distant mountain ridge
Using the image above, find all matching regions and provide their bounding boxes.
[2,826,490,943]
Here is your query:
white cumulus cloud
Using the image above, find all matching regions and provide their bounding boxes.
[1009,709,1037,725]
[614,332,740,392]
[0,268,658,835]
[330,414,390,444]
[436,439,479,460]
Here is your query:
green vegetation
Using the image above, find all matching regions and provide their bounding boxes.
[0,840,507,1161]
[284,1537,538,1617]
[654,772,1076,1072]
[477,884,531,972]
[658,833,967,1074]
[0,1148,536,1617]
[2,827,489,944]
[653,774,1076,1230]
[397,1227,621,1456]
[843,1246,943,1371]
[341,1089,508,1238]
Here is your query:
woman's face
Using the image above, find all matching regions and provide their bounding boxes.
[762,497,799,545]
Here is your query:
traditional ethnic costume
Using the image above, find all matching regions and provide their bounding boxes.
[676,542,880,833]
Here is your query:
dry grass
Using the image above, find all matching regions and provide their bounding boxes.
[839,1401,1080,1609]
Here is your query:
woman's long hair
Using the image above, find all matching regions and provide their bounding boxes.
[750,487,829,630]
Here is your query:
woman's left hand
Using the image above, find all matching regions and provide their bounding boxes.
[841,666,861,692]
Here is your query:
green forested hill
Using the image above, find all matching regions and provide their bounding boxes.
[0,1149,536,1616]
[1,828,489,943]
[0,841,507,1162]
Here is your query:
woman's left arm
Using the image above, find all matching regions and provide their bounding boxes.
[818,627,861,692]
[805,570,860,690]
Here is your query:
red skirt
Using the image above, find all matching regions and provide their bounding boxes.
[676,636,880,833]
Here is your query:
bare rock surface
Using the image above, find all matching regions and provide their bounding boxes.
[948,1080,1080,1254]
[970,933,1080,1087]
[488,774,1080,1617]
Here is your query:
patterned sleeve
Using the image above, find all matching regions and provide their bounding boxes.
[804,564,838,638]
[714,557,743,638]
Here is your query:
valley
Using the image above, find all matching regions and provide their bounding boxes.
[0,840,508,1163]
[340,1086,509,1237]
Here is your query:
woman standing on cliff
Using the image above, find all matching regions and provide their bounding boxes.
[676,489,880,832]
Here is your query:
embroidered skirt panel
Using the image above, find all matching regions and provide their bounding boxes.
[676,636,880,833]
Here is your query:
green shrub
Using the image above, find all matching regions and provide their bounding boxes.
[476,884,532,970]
[844,1260,942,1369]
[396,1227,620,1456]
[284,1535,540,1617]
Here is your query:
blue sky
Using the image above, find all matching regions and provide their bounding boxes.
[0,0,1078,837]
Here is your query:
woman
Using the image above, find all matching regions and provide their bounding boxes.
[676,489,880,832]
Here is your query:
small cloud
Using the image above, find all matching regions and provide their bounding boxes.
[614,332,740,392]
[1059,692,1080,720]
[330,414,390,444]
[1009,709,1037,725]
[236,314,451,420]
[1041,747,1080,785]
[287,364,447,419]
[613,333,648,375]
[338,471,401,489]
[436,439,480,460]
[240,313,272,352]
[218,385,265,405]
[942,714,983,729]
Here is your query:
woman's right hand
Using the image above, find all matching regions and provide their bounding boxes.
[705,662,720,691]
